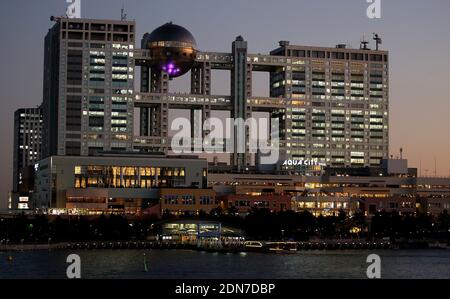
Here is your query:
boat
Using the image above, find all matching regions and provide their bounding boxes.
[265,242,298,254]
[429,242,450,250]
[244,241,264,252]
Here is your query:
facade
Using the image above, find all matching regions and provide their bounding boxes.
[13,108,43,192]
[270,43,389,169]
[42,18,389,172]
[30,17,450,220]
[416,178,450,217]
[11,108,43,210]
[220,194,291,215]
[159,188,218,216]
[34,154,208,213]
[134,37,389,171]
[42,18,136,158]
[156,220,244,243]
[210,160,450,217]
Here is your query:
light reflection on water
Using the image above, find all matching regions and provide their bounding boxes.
[0,250,449,279]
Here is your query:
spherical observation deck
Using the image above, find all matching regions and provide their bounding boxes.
[143,22,198,78]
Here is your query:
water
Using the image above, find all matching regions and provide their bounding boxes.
[1,249,449,279]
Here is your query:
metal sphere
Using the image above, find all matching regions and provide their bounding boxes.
[144,22,197,78]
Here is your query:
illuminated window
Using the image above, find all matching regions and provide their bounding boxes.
[75,166,82,175]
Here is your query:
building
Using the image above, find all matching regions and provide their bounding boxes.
[220,194,291,215]
[33,16,450,220]
[42,18,136,158]
[134,32,389,171]
[13,108,43,192]
[11,107,43,210]
[155,219,244,243]
[210,159,450,217]
[416,177,450,217]
[34,153,208,214]
[159,188,218,216]
[41,18,388,172]
[270,42,389,169]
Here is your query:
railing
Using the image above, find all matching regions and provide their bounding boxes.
[248,97,288,107]
[135,93,231,106]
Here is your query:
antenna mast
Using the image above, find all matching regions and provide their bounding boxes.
[360,35,370,50]
[434,157,437,177]
[121,5,127,21]
[373,33,382,50]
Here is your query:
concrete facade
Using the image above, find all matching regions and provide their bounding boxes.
[34,154,207,212]
[42,18,136,158]
[43,18,389,172]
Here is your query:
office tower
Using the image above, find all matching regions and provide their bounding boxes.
[42,17,136,158]
[269,42,389,168]
[13,107,43,193]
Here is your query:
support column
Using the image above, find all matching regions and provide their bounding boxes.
[150,69,170,137]
[191,62,211,95]
[231,36,250,172]
[140,65,150,136]
[191,109,203,152]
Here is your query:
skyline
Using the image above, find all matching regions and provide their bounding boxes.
[1,0,450,208]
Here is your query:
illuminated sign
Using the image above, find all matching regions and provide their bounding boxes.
[19,196,29,202]
[18,203,29,210]
[282,159,327,167]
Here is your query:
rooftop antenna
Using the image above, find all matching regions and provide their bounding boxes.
[373,33,382,50]
[121,5,127,21]
[434,156,437,177]
[360,35,370,50]
[419,159,422,177]
[400,147,403,159]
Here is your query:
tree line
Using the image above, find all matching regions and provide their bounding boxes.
[0,209,449,244]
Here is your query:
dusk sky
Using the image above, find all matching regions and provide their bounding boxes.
[1,0,450,207]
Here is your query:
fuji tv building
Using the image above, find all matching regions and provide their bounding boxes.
[32,15,450,217]
[41,18,390,171]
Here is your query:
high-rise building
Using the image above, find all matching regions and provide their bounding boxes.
[11,107,42,210]
[269,42,389,169]
[42,18,136,158]
[41,18,388,170]
[13,107,43,193]
[134,32,389,171]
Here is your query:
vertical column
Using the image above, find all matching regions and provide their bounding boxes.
[231,36,249,172]
[202,63,212,144]
[150,70,169,148]
[283,61,292,165]
[151,70,169,94]
[191,64,202,94]
[191,109,203,153]
[245,62,253,166]
[191,62,211,95]
[140,65,150,136]
[191,62,212,152]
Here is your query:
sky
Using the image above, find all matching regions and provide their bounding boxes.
[1,0,450,208]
